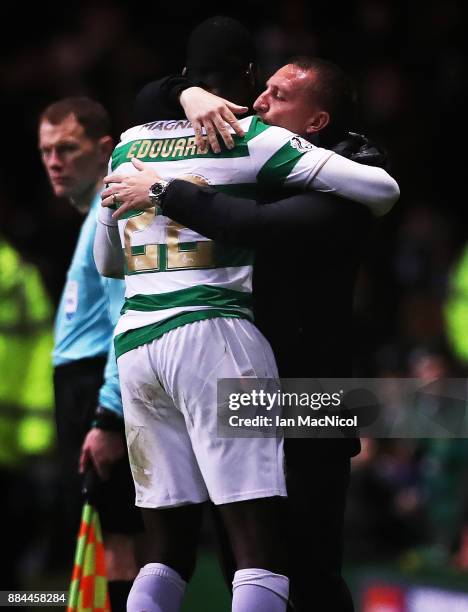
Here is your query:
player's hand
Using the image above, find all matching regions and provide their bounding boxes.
[79,428,126,481]
[102,158,162,220]
[179,87,248,154]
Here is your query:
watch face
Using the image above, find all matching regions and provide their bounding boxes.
[150,182,165,197]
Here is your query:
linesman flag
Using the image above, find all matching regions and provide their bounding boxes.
[67,471,110,612]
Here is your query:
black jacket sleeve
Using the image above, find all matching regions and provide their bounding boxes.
[161,180,370,248]
[133,75,197,124]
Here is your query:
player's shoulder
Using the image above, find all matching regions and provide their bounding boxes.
[242,116,318,153]
[119,119,194,143]
[241,115,291,139]
[118,123,152,144]
[237,115,271,141]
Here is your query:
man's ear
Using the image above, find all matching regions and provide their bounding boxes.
[305,110,330,136]
[182,66,187,76]
[98,135,114,162]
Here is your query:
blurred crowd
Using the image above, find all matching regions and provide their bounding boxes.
[346,346,468,573]
[1,0,467,589]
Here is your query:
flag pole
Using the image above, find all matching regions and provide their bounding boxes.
[67,467,110,611]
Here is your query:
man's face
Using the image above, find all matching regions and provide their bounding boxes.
[253,64,321,136]
[39,114,104,200]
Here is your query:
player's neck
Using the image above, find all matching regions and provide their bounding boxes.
[70,175,105,214]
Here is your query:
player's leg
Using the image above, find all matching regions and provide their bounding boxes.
[127,504,204,612]
[140,505,204,582]
[217,497,287,572]
[159,318,290,611]
[218,497,290,612]
[209,502,295,611]
[209,503,237,590]
[118,344,210,612]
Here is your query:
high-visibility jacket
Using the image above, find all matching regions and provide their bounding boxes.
[0,239,54,467]
[445,245,468,363]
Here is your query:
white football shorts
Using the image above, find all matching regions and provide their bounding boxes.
[117,317,286,508]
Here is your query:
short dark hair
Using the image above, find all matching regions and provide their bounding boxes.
[39,96,111,140]
[290,56,357,146]
[186,16,255,78]
[134,17,256,123]
[184,16,257,107]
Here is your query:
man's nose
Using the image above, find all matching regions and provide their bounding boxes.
[253,93,268,112]
[47,150,63,168]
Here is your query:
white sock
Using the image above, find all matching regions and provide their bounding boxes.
[127,563,186,612]
[232,568,289,612]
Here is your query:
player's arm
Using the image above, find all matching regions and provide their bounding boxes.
[93,205,125,278]
[250,129,400,216]
[305,152,399,216]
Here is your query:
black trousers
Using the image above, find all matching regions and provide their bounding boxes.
[54,357,142,543]
[285,442,354,612]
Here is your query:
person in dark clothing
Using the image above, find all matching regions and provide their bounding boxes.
[156,174,373,612]
[101,47,397,612]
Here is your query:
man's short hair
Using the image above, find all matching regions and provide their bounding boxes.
[186,16,256,78]
[39,97,111,140]
[290,56,357,146]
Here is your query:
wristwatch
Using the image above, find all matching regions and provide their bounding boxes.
[91,406,124,432]
[148,179,171,205]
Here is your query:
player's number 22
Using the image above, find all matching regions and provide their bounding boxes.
[124,207,214,274]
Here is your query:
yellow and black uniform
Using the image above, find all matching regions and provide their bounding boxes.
[0,238,54,465]
[0,238,54,588]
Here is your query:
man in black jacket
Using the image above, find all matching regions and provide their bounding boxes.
[148,149,373,612]
[102,46,395,612]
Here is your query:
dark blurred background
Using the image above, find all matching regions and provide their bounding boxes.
[1,1,468,609]
[1,0,467,358]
